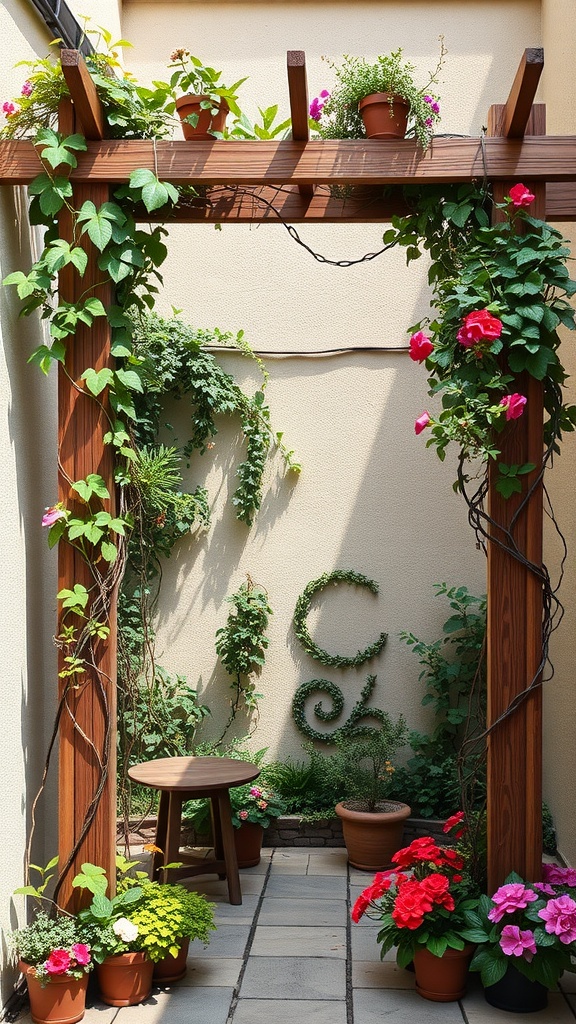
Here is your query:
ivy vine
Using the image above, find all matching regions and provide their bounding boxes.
[291,674,389,743]
[293,569,388,667]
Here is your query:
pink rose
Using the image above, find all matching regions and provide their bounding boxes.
[414,411,431,435]
[457,309,503,347]
[509,183,535,208]
[72,943,91,966]
[500,393,527,420]
[238,809,249,820]
[45,949,72,975]
[539,894,576,944]
[42,506,66,528]
[409,331,433,363]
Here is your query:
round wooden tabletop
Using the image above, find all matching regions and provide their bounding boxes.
[127,755,261,792]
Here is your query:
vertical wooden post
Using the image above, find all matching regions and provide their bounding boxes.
[57,99,116,907]
[486,102,545,892]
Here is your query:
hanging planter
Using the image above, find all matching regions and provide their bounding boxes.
[358,93,410,139]
[20,964,88,1024]
[175,95,229,140]
[413,944,475,1002]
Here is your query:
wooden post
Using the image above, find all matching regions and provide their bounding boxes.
[56,98,116,908]
[486,92,545,891]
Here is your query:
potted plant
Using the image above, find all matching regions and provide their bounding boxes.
[230,782,287,867]
[311,42,445,146]
[461,865,576,1012]
[167,47,247,139]
[352,832,478,1001]
[9,911,93,1024]
[135,881,215,984]
[331,716,411,871]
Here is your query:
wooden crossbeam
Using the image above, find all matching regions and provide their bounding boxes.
[60,50,106,141]
[287,50,314,200]
[2,135,576,187]
[497,48,544,139]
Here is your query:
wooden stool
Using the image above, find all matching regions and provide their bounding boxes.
[128,755,260,905]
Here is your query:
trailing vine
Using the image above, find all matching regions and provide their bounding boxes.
[293,570,388,667]
[291,674,389,743]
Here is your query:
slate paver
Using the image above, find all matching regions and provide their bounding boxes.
[189,924,251,958]
[239,955,346,1000]
[264,873,346,899]
[258,895,346,925]
[113,986,234,1024]
[233,998,347,1023]
[250,925,346,958]
[353,986,464,1023]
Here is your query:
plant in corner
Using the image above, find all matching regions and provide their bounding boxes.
[311,40,445,146]
[165,47,247,139]
[352,830,478,1002]
[229,781,287,868]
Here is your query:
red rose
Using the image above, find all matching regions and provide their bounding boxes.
[457,309,503,347]
[509,183,535,208]
[500,393,527,421]
[45,949,72,975]
[421,873,450,901]
[409,331,434,363]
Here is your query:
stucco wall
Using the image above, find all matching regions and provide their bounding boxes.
[119,0,546,761]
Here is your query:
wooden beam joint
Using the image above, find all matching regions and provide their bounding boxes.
[61,49,106,141]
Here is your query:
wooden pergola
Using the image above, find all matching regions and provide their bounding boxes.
[1,46,574,904]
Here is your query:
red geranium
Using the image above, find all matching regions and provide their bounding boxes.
[392,836,442,867]
[391,879,433,930]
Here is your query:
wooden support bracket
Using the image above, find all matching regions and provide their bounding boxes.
[61,49,106,140]
[496,47,544,139]
[287,50,314,200]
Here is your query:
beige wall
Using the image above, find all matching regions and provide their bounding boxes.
[121,0,546,761]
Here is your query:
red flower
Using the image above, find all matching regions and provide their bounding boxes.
[45,949,72,975]
[443,811,467,839]
[392,836,442,868]
[392,879,433,930]
[409,331,434,363]
[351,891,371,923]
[500,393,527,421]
[438,848,465,871]
[414,411,431,435]
[457,309,503,348]
[509,183,535,208]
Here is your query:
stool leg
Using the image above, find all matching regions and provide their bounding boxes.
[210,796,226,879]
[216,789,242,905]
[153,791,169,881]
[163,791,184,880]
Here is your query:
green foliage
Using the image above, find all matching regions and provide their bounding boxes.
[9,912,92,980]
[328,718,409,812]
[73,863,144,962]
[214,577,272,743]
[314,42,445,148]
[293,570,388,668]
[292,674,390,743]
[165,48,248,120]
[129,883,215,961]
[542,802,557,856]
[228,782,287,828]
[226,104,292,140]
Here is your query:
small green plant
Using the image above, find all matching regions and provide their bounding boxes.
[9,913,93,985]
[229,782,286,829]
[215,576,272,743]
[129,883,215,961]
[226,104,292,140]
[166,47,247,123]
[330,717,409,813]
[72,863,145,963]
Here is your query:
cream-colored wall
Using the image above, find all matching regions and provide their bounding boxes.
[541,0,576,867]
[122,1,542,759]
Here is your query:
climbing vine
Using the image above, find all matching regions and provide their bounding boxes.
[292,570,388,667]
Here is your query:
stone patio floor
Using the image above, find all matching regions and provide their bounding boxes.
[19,847,576,1023]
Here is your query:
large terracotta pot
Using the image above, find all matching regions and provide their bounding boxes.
[413,944,475,1002]
[153,937,190,984]
[96,951,153,1007]
[234,822,264,868]
[175,95,229,140]
[335,800,411,871]
[358,92,409,140]
[484,964,548,1013]
[20,962,88,1024]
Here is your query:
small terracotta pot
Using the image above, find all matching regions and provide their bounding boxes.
[175,95,229,140]
[413,944,475,1002]
[96,951,153,1007]
[358,92,409,140]
[20,963,88,1024]
[153,937,190,984]
[335,800,411,871]
[234,822,264,868]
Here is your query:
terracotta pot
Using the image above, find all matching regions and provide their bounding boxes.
[484,964,548,1013]
[413,944,475,1002]
[96,952,153,1007]
[358,92,410,140]
[20,962,88,1024]
[335,800,411,871]
[152,937,190,984]
[175,95,229,140]
[234,822,264,868]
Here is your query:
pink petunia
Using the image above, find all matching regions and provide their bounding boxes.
[2,101,17,117]
[538,894,576,944]
[488,883,538,923]
[542,864,576,887]
[45,949,72,975]
[414,411,431,435]
[533,882,556,896]
[250,787,262,797]
[21,81,33,97]
[500,393,527,421]
[500,925,537,960]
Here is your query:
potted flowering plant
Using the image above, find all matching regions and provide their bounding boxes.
[352,833,478,1001]
[461,865,576,1012]
[310,41,445,147]
[10,912,93,1024]
[166,47,247,139]
[230,782,287,867]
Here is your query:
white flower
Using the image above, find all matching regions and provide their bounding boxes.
[113,918,139,943]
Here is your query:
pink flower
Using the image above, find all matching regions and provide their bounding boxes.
[488,883,538,923]
[21,81,33,97]
[457,309,503,347]
[539,894,576,944]
[542,864,576,887]
[500,925,537,960]
[71,944,91,966]
[414,411,431,435]
[2,101,17,117]
[533,882,556,896]
[500,393,527,420]
[42,505,66,528]
[309,91,330,122]
[45,949,72,975]
[250,787,262,797]
[424,95,440,115]
[257,800,268,810]
[409,330,434,363]
[509,183,535,208]
[238,809,249,821]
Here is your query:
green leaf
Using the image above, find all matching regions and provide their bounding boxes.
[100,540,118,563]
[81,367,114,397]
[129,167,156,189]
[71,474,110,502]
[114,368,143,392]
[83,297,107,318]
[141,180,171,212]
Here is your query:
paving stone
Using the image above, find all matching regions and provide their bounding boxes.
[351,924,386,962]
[250,925,346,958]
[183,874,265,896]
[178,957,242,987]
[112,986,234,1024]
[462,986,575,1023]
[306,851,348,875]
[353,986,465,1023]
[353,959,416,990]
[240,956,346,1000]
[258,896,347,925]
[559,971,576,994]
[264,873,346,899]
[212,893,260,925]
[189,924,251,958]
[233,999,347,1023]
